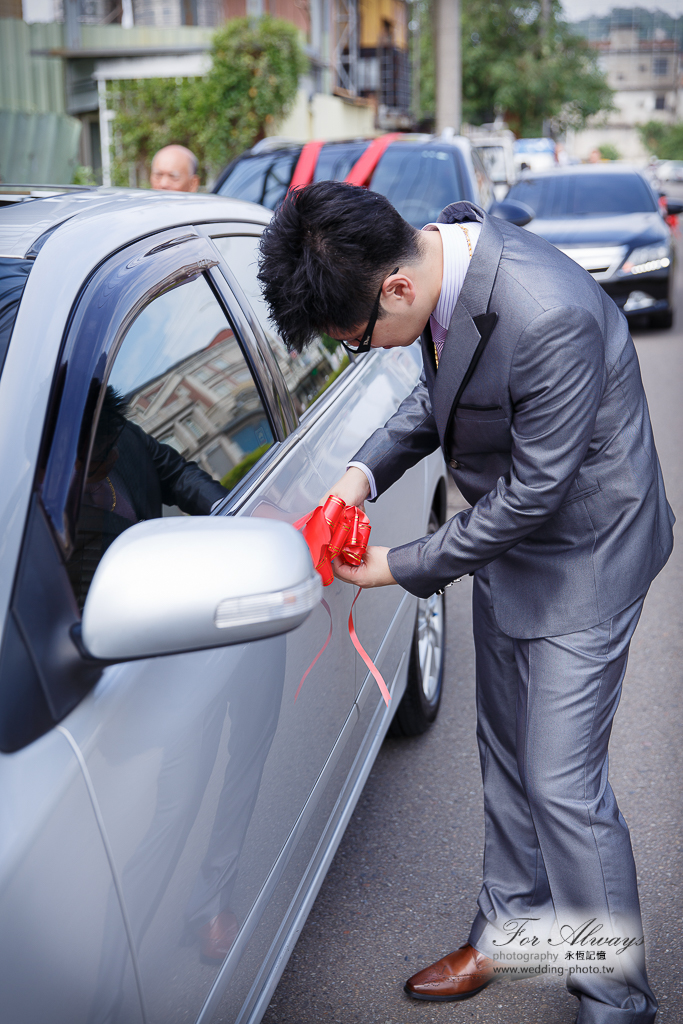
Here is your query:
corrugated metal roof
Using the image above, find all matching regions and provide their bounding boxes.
[0,20,66,114]
[0,110,81,183]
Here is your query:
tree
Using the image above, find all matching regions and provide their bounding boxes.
[460,0,613,136]
[109,16,307,187]
[638,120,683,161]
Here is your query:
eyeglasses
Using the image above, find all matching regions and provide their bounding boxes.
[340,267,399,355]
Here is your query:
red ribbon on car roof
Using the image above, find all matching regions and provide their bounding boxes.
[293,495,391,706]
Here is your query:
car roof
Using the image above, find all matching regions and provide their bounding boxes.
[517,163,647,180]
[0,187,270,260]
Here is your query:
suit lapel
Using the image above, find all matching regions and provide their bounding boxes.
[428,208,504,447]
[420,318,437,390]
[432,305,482,447]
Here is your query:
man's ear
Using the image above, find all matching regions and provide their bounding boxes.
[383,272,417,308]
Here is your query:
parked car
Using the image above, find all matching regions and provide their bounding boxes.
[212,134,531,228]
[0,187,447,1024]
[507,164,683,328]
[654,159,683,183]
[469,130,517,201]
[513,137,557,174]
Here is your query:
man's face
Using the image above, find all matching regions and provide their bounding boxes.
[150,147,199,192]
[327,269,431,352]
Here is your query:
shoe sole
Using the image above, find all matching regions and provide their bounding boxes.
[404,978,494,1002]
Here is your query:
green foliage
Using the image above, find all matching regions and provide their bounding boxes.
[220,443,271,492]
[461,0,613,136]
[409,0,435,127]
[598,143,621,161]
[72,164,97,185]
[109,77,206,186]
[204,15,307,170]
[313,353,350,399]
[108,16,307,187]
[638,120,683,161]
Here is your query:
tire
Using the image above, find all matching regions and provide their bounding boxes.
[389,508,446,737]
[649,309,674,330]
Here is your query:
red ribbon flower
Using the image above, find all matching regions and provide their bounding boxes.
[293,495,391,706]
[293,494,371,586]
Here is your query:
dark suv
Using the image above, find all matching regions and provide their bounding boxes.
[212,134,498,228]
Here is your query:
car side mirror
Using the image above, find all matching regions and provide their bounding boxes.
[80,516,321,661]
[489,199,535,227]
[665,196,683,217]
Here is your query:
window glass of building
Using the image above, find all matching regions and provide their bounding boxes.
[212,234,350,418]
[66,272,274,608]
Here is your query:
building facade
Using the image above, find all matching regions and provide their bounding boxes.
[573,8,683,161]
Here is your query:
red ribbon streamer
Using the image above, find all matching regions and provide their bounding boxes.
[293,496,391,707]
[348,588,392,706]
[293,599,332,703]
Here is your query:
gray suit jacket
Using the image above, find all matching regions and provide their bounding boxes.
[353,202,674,638]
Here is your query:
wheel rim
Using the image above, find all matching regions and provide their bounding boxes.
[416,591,444,703]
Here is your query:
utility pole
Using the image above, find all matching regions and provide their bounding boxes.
[435,0,461,134]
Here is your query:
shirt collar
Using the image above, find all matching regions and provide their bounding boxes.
[424,221,481,331]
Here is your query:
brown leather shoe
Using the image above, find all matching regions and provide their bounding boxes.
[405,943,495,1001]
[197,909,239,964]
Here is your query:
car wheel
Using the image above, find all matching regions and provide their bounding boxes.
[389,509,445,737]
[649,309,674,330]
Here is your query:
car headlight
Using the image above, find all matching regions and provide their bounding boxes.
[621,243,671,275]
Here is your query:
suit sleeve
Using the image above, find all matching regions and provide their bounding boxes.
[134,424,228,514]
[388,306,606,598]
[350,368,442,500]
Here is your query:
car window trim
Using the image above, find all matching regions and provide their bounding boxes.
[39,229,282,554]
[198,225,297,433]
[200,224,358,433]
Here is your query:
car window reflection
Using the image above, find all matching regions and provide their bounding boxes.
[66,273,275,608]
[212,234,350,417]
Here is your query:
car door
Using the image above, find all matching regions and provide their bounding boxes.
[0,260,145,1024]
[206,231,429,743]
[35,227,359,1024]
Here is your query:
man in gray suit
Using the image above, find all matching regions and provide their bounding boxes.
[257,181,673,1023]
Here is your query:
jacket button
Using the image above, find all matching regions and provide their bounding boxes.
[449,459,459,469]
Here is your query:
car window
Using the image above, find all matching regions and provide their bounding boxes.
[476,145,507,184]
[369,144,466,227]
[508,173,659,218]
[65,272,274,608]
[470,146,494,207]
[313,141,370,182]
[0,257,32,380]
[211,234,350,417]
[216,151,299,209]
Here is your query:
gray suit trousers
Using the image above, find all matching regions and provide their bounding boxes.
[467,567,656,1024]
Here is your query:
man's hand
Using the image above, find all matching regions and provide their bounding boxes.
[333,546,397,588]
[323,467,370,510]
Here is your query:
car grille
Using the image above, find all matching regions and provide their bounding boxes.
[556,245,628,280]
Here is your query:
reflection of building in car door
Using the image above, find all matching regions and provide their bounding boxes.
[66,272,275,607]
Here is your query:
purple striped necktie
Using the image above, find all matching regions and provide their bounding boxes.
[430,314,448,367]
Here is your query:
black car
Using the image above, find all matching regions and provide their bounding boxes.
[212,135,532,229]
[507,165,682,329]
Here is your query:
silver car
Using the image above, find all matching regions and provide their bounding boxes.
[0,188,447,1024]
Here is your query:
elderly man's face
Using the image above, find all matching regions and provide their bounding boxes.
[150,146,199,192]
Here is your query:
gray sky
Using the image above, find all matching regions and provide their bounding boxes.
[563,0,683,20]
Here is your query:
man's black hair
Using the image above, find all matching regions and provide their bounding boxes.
[257,181,422,353]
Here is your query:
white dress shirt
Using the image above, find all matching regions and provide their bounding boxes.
[349,220,481,500]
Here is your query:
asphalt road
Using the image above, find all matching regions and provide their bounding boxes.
[262,250,683,1024]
